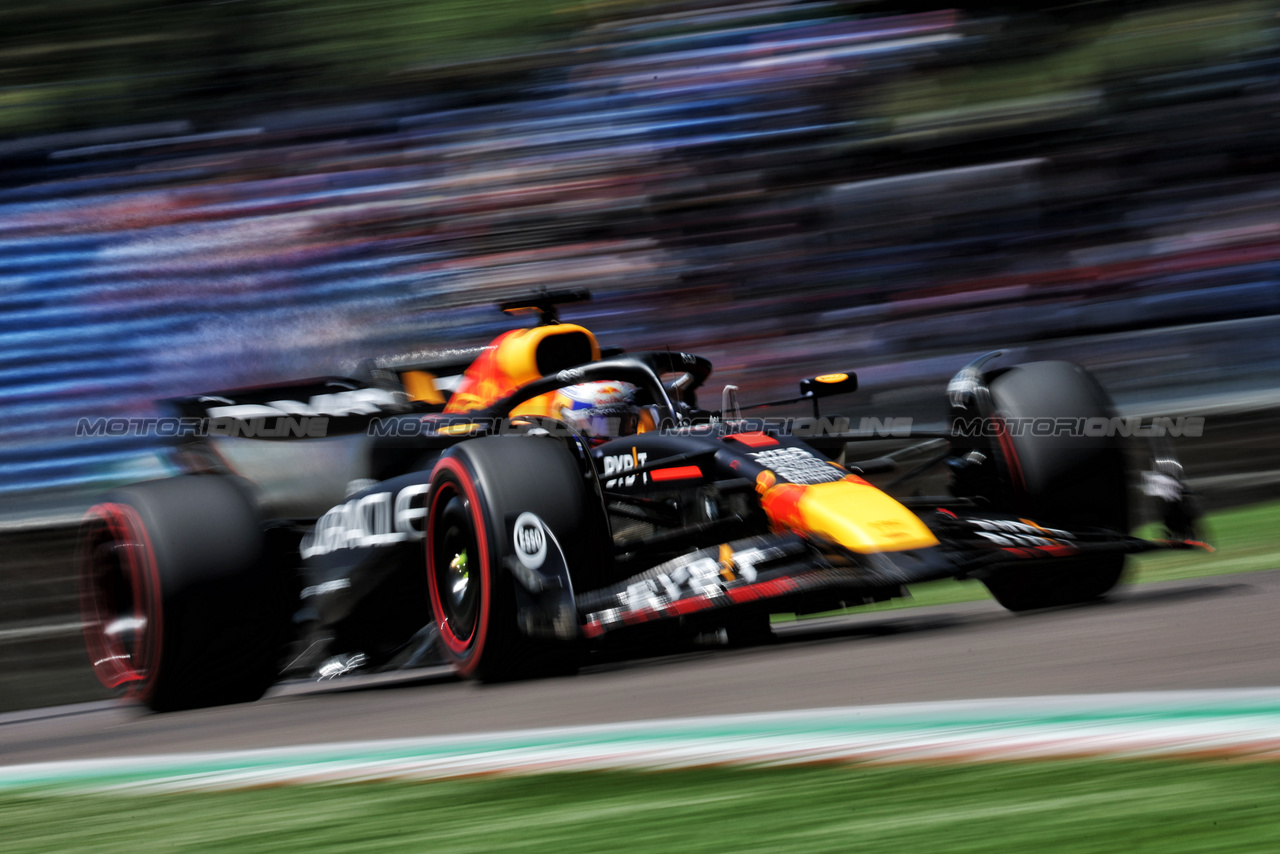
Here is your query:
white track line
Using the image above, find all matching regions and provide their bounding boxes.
[3,689,1279,792]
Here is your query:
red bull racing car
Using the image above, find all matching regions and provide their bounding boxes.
[79,289,1205,711]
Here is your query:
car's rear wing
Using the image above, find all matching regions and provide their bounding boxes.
[168,376,417,439]
[164,345,491,439]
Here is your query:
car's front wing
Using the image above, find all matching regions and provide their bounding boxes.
[573,515,1207,639]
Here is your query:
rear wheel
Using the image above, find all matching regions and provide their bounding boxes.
[78,476,282,711]
[959,361,1129,611]
[426,437,604,680]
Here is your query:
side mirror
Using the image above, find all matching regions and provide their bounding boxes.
[735,371,859,416]
[799,372,857,399]
[798,372,857,417]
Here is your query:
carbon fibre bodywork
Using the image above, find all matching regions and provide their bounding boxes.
[79,291,1206,703]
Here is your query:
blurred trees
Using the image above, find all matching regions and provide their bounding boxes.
[9,0,1261,137]
[0,0,602,135]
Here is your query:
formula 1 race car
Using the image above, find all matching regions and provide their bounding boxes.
[78,289,1205,711]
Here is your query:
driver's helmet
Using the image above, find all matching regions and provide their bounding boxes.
[551,381,640,442]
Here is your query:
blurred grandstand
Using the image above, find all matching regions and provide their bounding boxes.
[1,0,1279,521]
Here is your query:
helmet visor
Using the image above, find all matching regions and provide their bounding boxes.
[576,405,639,439]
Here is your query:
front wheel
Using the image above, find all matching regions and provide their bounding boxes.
[956,361,1130,611]
[425,437,604,680]
[426,456,500,678]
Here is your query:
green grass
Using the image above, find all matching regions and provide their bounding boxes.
[788,499,1280,619]
[3,761,1278,853]
[1128,500,1280,583]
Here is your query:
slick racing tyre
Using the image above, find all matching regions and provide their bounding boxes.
[78,476,281,711]
[968,361,1130,611]
[426,436,603,681]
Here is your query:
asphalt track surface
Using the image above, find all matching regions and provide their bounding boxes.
[2,569,1276,768]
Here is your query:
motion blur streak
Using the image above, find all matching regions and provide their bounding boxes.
[0,1,1278,510]
[3,690,1279,792]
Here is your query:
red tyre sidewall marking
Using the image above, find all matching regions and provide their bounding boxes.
[78,503,163,701]
[426,457,491,678]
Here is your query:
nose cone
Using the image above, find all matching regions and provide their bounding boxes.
[761,478,939,553]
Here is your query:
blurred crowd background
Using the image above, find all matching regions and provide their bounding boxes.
[2,0,1279,515]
